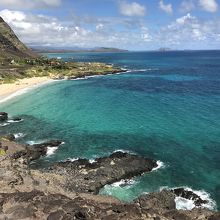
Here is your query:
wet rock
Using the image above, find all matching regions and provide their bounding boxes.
[50,152,157,194]
[0,112,8,122]
[8,140,63,162]
[171,188,208,207]
[11,117,22,122]
[25,140,63,161]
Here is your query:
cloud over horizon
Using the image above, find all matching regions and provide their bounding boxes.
[0,0,61,10]
[0,0,219,50]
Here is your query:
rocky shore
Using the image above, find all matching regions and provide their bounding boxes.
[0,113,220,219]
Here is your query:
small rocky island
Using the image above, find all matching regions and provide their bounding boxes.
[0,113,220,220]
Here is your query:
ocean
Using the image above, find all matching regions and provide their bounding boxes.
[1,51,220,210]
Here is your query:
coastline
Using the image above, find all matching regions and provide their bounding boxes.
[0,77,54,104]
[0,69,126,104]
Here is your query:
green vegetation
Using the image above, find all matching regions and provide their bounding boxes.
[0,57,122,83]
[0,149,6,156]
[0,16,122,84]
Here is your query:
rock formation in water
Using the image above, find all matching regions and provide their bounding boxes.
[0,130,219,219]
[0,112,8,122]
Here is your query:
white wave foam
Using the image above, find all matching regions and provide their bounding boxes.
[126,68,159,73]
[0,123,10,127]
[71,77,85,81]
[86,75,102,79]
[179,187,216,210]
[161,186,217,211]
[89,159,96,163]
[67,158,79,162]
[7,119,24,123]
[113,149,135,154]
[26,140,45,145]
[175,197,195,210]
[111,179,136,188]
[14,133,26,139]
[46,146,59,157]
[43,141,64,157]
[152,160,165,171]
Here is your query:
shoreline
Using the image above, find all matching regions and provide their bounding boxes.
[0,69,127,104]
[0,77,54,104]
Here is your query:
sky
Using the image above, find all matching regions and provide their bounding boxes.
[0,0,219,50]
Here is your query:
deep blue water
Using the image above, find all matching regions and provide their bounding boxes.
[1,51,220,209]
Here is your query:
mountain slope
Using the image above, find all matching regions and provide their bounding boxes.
[0,17,36,60]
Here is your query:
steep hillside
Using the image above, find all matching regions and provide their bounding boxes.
[0,16,36,61]
[0,16,122,83]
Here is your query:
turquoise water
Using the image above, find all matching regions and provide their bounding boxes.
[1,51,220,209]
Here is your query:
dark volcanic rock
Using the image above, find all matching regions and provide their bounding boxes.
[25,140,63,161]
[0,112,8,122]
[9,140,63,162]
[10,117,23,122]
[0,190,217,220]
[49,151,157,194]
[0,191,142,220]
[171,188,208,207]
[0,145,219,220]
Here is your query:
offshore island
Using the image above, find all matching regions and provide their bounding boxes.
[0,16,220,220]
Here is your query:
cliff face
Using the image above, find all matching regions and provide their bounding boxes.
[0,17,36,60]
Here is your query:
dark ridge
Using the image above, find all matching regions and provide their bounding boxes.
[0,16,37,60]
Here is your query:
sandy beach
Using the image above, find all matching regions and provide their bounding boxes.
[0,77,53,103]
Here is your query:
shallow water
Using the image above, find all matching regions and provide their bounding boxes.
[1,51,220,209]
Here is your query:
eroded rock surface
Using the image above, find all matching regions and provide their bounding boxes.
[0,190,218,220]
[171,188,208,207]
[49,151,157,194]
[0,139,219,220]
[0,112,8,122]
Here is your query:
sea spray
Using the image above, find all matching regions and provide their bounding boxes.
[152,161,166,171]
[14,133,26,139]
[160,186,217,211]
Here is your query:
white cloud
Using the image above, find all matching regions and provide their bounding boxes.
[0,9,152,49]
[0,9,26,22]
[96,23,104,31]
[199,0,218,12]
[157,13,220,48]
[119,1,146,16]
[159,0,173,14]
[180,0,195,13]
[176,13,194,24]
[1,9,220,50]
[0,0,61,10]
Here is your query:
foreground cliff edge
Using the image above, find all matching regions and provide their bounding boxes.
[0,116,220,219]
